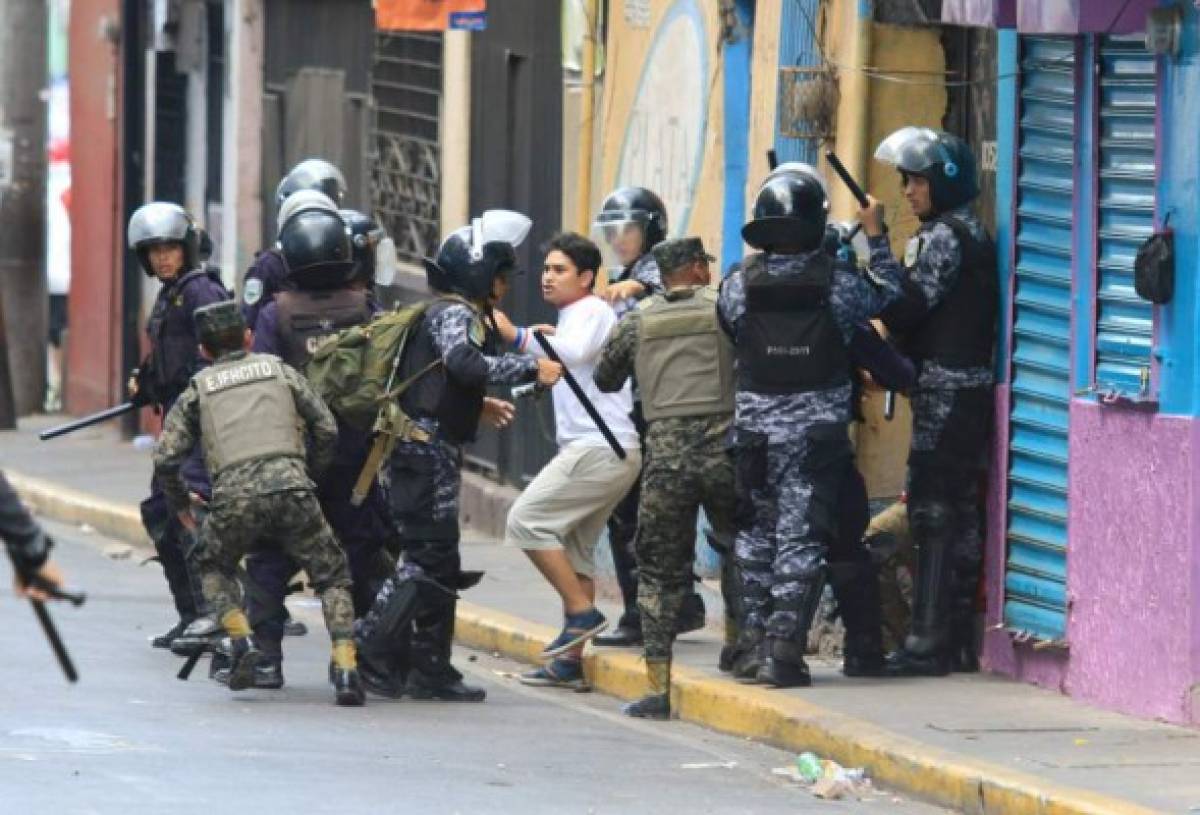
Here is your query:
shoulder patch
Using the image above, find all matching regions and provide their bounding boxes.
[243,278,263,306]
[903,236,923,268]
[469,317,486,348]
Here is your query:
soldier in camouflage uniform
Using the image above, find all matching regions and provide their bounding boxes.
[594,237,739,719]
[717,165,901,688]
[153,301,365,706]
[869,127,997,675]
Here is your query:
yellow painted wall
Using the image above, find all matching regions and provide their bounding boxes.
[596,0,726,266]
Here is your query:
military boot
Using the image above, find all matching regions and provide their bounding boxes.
[151,618,191,650]
[731,628,766,683]
[718,615,742,673]
[169,616,223,657]
[886,521,953,677]
[756,638,812,688]
[330,639,366,706]
[828,560,886,678]
[226,636,266,692]
[676,592,707,635]
[947,602,980,673]
[593,608,642,647]
[357,648,406,699]
[405,600,486,702]
[622,659,671,720]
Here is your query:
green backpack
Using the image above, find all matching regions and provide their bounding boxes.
[305,298,446,434]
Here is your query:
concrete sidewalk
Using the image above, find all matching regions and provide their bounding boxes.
[6,415,1195,814]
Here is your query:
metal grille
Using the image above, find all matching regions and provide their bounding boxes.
[371,31,443,265]
[1003,36,1076,643]
[775,0,823,165]
[1094,35,1156,398]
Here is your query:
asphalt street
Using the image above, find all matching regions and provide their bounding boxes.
[0,519,950,814]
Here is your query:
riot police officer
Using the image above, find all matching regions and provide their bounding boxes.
[589,186,706,647]
[126,202,230,649]
[716,165,901,688]
[236,199,396,689]
[866,127,997,676]
[240,158,347,328]
[354,210,562,701]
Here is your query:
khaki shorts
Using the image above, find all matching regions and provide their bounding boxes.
[505,443,642,577]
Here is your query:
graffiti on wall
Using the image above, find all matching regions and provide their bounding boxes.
[616,0,708,236]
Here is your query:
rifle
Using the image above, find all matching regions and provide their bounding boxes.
[531,331,626,460]
[8,560,86,682]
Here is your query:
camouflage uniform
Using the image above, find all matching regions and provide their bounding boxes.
[869,205,995,670]
[154,351,355,643]
[717,252,900,643]
[594,291,737,666]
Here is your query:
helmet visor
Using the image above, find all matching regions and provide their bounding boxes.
[478,209,532,249]
[873,126,940,169]
[591,213,648,272]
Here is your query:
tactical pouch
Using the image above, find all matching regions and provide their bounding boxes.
[734,431,768,526]
[1134,227,1174,305]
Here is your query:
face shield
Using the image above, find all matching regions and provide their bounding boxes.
[471,210,532,255]
[873,126,941,171]
[591,211,650,277]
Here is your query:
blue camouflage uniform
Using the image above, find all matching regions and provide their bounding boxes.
[139,268,230,627]
[868,206,996,664]
[717,251,900,642]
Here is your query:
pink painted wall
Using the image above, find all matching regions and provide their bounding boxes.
[985,392,1200,725]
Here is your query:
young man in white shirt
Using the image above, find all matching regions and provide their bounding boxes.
[503,233,642,689]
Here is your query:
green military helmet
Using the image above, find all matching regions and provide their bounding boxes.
[194,300,246,351]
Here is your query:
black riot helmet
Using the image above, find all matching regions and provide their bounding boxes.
[874,126,979,214]
[593,186,668,257]
[742,163,830,253]
[339,209,391,286]
[423,210,532,301]
[278,207,353,290]
[127,202,201,277]
[274,158,348,208]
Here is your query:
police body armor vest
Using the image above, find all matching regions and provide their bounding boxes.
[274,289,374,369]
[898,216,998,369]
[737,253,849,394]
[195,353,305,476]
[634,286,734,421]
[147,268,226,404]
[398,297,487,444]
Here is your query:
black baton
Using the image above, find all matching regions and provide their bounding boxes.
[531,331,627,460]
[40,402,137,441]
[31,600,79,682]
[825,151,870,208]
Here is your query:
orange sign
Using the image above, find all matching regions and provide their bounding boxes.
[376,0,487,31]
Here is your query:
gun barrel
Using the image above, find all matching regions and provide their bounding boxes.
[39,402,137,441]
[825,151,871,208]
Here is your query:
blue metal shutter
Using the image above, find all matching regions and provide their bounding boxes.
[1004,36,1075,642]
[775,0,822,165]
[1094,36,1157,397]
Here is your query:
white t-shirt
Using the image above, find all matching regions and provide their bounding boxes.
[531,294,638,451]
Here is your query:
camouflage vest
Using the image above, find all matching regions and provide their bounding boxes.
[195,353,305,475]
[633,286,734,422]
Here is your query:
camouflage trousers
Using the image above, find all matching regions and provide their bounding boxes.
[636,443,737,663]
[734,428,852,640]
[193,489,355,641]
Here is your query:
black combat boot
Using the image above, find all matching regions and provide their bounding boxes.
[886,518,953,677]
[226,636,266,692]
[169,616,222,657]
[730,628,765,683]
[828,559,886,678]
[947,601,980,673]
[756,638,811,688]
[331,665,366,706]
[152,618,191,650]
[211,639,284,688]
[593,608,643,647]
[676,591,707,635]
[405,600,486,702]
[622,659,671,720]
[357,648,406,699]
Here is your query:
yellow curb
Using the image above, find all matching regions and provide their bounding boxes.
[7,471,150,548]
[456,602,1160,815]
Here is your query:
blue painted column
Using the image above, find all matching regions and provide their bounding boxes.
[719,0,753,276]
[994,27,1018,382]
